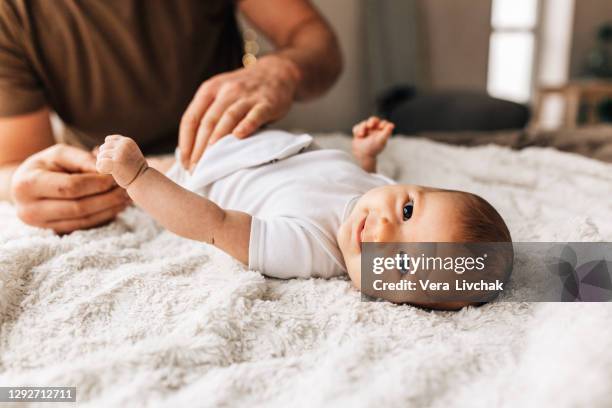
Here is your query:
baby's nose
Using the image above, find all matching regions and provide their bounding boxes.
[373,217,395,242]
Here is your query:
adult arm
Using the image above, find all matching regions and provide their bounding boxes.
[239,0,342,101]
[179,0,342,169]
[2,108,130,233]
[0,108,54,201]
[0,6,129,232]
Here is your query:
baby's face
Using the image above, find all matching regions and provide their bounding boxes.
[337,184,465,287]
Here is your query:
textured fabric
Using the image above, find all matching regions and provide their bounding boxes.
[166,130,392,279]
[0,0,243,154]
[1,135,611,407]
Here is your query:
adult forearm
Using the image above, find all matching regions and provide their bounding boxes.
[274,18,342,100]
[127,167,251,264]
[0,163,18,202]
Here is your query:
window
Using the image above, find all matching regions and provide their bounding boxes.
[487,0,540,103]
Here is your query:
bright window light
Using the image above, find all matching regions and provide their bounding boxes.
[487,0,539,103]
[488,32,535,102]
[491,0,537,29]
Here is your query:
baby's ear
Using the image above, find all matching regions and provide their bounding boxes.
[92,146,100,158]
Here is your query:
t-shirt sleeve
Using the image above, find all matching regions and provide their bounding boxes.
[0,5,46,116]
[249,216,343,279]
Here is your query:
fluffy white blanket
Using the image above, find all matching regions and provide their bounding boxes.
[1,135,612,407]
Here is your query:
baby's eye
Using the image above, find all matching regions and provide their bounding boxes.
[402,201,414,221]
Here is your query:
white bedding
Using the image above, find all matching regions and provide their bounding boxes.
[1,135,612,407]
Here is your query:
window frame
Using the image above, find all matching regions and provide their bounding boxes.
[487,0,543,103]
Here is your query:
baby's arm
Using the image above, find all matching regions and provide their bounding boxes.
[96,135,251,264]
[352,116,394,173]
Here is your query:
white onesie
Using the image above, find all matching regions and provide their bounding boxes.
[167,130,393,279]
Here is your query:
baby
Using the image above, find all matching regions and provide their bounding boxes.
[96,117,511,309]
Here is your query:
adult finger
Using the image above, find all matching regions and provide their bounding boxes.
[179,83,217,167]
[208,100,252,145]
[233,103,273,139]
[15,170,117,200]
[44,203,128,234]
[19,187,130,224]
[41,144,99,173]
[189,94,239,169]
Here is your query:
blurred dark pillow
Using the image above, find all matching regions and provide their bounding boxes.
[378,87,530,134]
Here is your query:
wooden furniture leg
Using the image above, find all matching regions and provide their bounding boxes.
[564,87,580,129]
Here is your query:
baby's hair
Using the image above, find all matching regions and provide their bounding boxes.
[456,192,514,295]
[457,193,512,243]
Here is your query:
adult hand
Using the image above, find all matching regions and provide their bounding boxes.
[11,144,131,234]
[179,55,300,170]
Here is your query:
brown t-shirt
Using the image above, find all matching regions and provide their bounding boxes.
[0,0,244,154]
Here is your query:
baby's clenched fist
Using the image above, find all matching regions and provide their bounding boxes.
[96,135,148,188]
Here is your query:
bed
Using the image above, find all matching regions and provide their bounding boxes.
[1,134,612,407]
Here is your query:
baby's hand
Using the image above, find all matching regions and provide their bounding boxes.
[96,135,148,188]
[352,116,394,159]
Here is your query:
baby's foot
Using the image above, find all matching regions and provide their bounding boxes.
[96,135,148,188]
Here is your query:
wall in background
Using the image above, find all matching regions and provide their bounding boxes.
[569,0,612,78]
[275,0,368,133]
[419,0,491,92]
[275,0,494,133]
[263,1,605,132]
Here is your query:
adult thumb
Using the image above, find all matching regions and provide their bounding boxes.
[49,144,99,173]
